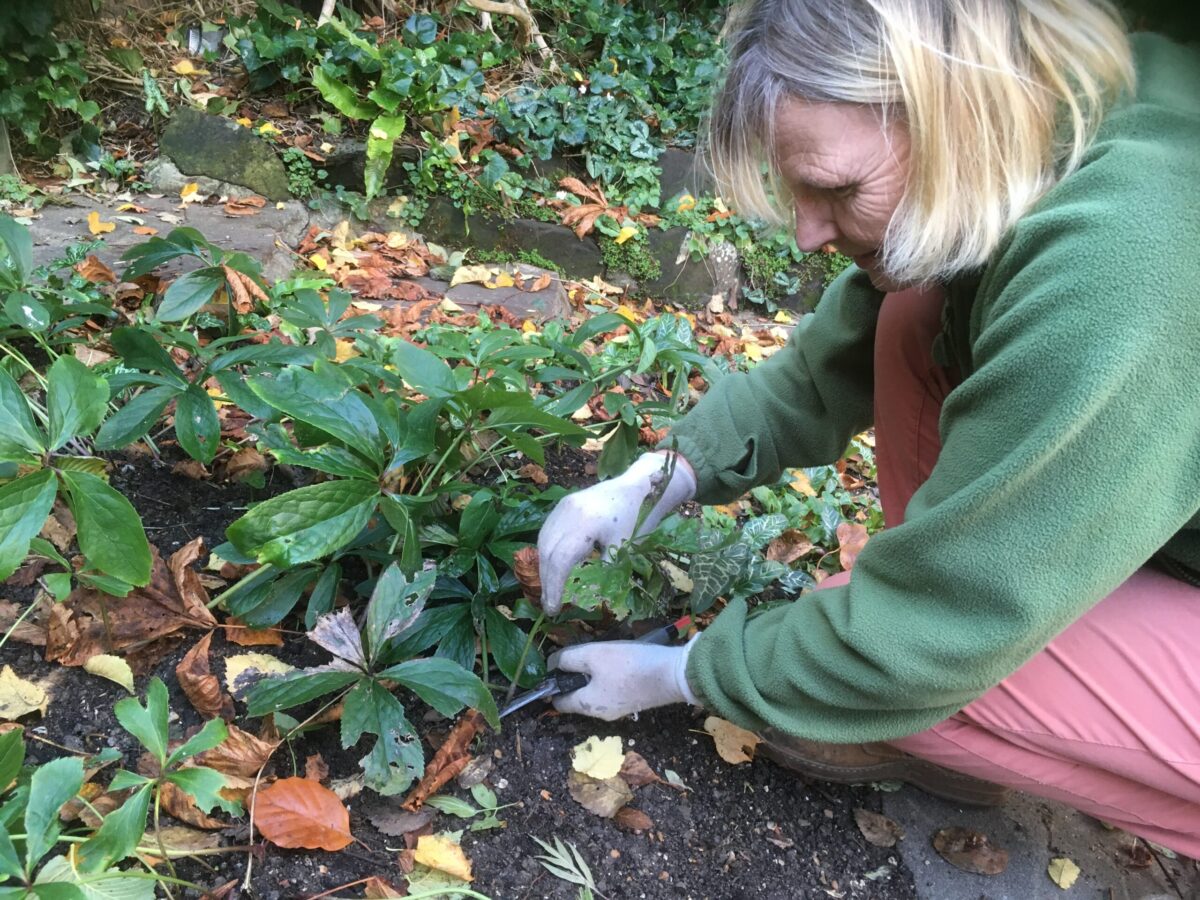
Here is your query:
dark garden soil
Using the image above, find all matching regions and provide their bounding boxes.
[1,447,918,899]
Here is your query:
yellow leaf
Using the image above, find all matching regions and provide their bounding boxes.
[703,716,761,765]
[449,265,502,287]
[1047,858,1080,890]
[206,386,230,408]
[334,340,358,362]
[224,653,294,694]
[787,470,816,496]
[614,304,641,323]
[236,117,252,127]
[171,59,201,75]
[86,211,115,235]
[742,341,764,362]
[773,310,794,324]
[0,666,47,720]
[484,271,515,289]
[438,298,464,313]
[521,319,538,335]
[572,736,623,780]
[443,105,461,135]
[614,225,638,245]
[675,193,696,213]
[180,182,199,200]
[257,122,281,136]
[442,131,466,164]
[413,834,473,882]
[83,655,134,694]
[309,254,327,271]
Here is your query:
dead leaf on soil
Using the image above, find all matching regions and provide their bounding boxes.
[0,666,48,720]
[854,808,904,848]
[222,447,270,484]
[83,654,135,694]
[836,522,870,571]
[454,756,493,789]
[194,723,278,781]
[152,825,223,855]
[567,770,633,818]
[223,617,284,647]
[41,502,77,552]
[932,827,1009,876]
[703,716,761,765]
[0,597,52,646]
[572,735,624,780]
[512,547,541,604]
[401,710,485,812]
[363,801,433,837]
[74,255,117,284]
[254,777,353,851]
[329,774,364,801]
[1047,857,1080,889]
[304,753,329,783]
[614,806,654,833]
[618,751,662,788]
[413,833,473,882]
[87,211,115,235]
[363,876,405,898]
[177,631,235,720]
[160,779,226,829]
[223,196,266,216]
[516,463,548,485]
[766,529,814,565]
[171,459,209,480]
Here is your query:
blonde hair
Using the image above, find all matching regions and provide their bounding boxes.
[708,0,1136,285]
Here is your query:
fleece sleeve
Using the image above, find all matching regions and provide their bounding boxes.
[662,268,884,505]
[685,140,1200,742]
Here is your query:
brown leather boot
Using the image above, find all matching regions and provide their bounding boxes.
[759,729,1010,807]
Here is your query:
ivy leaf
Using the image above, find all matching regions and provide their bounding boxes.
[690,541,751,614]
[58,470,152,586]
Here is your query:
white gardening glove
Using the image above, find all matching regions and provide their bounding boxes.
[537,451,697,615]
[549,636,702,721]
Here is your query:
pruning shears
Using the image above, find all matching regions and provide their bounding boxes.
[498,615,692,718]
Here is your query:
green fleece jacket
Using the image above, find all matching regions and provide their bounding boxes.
[671,33,1200,742]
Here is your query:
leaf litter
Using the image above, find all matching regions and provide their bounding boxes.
[931,826,1009,875]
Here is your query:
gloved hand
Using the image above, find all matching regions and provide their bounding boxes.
[549,636,702,721]
[537,451,696,614]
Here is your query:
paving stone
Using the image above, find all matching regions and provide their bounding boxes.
[444,263,570,321]
[637,226,739,307]
[657,147,714,203]
[160,107,290,201]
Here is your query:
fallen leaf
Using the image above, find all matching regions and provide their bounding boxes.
[676,194,696,212]
[160,778,226,829]
[618,751,662,788]
[932,827,1009,876]
[836,523,870,571]
[74,256,116,284]
[363,802,432,837]
[1047,857,1080,889]
[413,833,473,882]
[0,598,51,647]
[363,876,404,898]
[223,447,270,484]
[567,770,633,818]
[703,716,761,765]
[177,632,235,720]
[223,652,294,696]
[614,225,638,245]
[854,808,904,848]
[87,211,115,235]
[223,617,284,647]
[516,463,548,485]
[153,825,222,855]
[401,710,485,812]
[572,735,624,779]
[304,753,329,783]
[194,724,278,780]
[766,529,814,565]
[663,769,690,791]
[172,459,208,480]
[171,59,206,75]
[511,547,541,605]
[180,183,200,203]
[132,225,158,236]
[72,345,113,366]
[614,807,654,832]
[329,775,364,801]
[254,777,353,851]
[82,655,135,694]
[223,196,266,216]
[525,272,552,292]
[0,667,47,719]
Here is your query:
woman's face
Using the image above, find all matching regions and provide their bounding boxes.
[772,96,911,291]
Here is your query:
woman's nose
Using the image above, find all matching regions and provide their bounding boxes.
[793,199,839,253]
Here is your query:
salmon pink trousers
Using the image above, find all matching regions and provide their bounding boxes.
[854,286,1200,858]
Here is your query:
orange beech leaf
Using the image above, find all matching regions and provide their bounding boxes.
[222,266,253,314]
[254,777,353,850]
[176,631,234,720]
[512,547,541,603]
[194,724,278,780]
[223,617,284,647]
[836,522,870,571]
[401,710,485,812]
[74,256,116,284]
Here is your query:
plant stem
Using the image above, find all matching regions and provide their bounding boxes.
[208,563,276,610]
[505,612,544,703]
[153,786,178,900]
[0,600,41,654]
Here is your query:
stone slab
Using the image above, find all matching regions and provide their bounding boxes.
[657,147,715,203]
[160,107,290,201]
[882,788,1196,900]
[637,226,739,307]
[444,263,571,321]
[320,139,421,194]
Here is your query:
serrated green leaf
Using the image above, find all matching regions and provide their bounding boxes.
[0,470,58,581]
[58,470,151,586]
[166,766,241,816]
[379,657,498,729]
[36,854,154,900]
[94,385,179,450]
[25,757,85,872]
[174,385,220,464]
[226,479,379,568]
[114,677,169,764]
[46,357,108,451]
[73,784,150,874]
[365,564,434,664]
[169,717,228,766]
[391,340,457,398]
[156,267,225,322]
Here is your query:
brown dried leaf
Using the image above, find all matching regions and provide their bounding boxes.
[614,806,654,833]
[222,265,253,314]
[0,597,51,647]
[194,724,278,780]
[932,827,1009,876]
[304,753,329,784]
[567,770,633,818]
[177,632,234,720]
[516,463,548,485]
[40,502,77,552]
[558,177,605,206]
[363,801,433,838]
[161,779,226,829]
[512,547,541,604]
[223,617,284,647]
[223,447,270,484]
[765,529,814,565]
[401,710,485,812]
[363,876,404,899]
[703,716,761,765]
[836,522,870,571]
[74,255,117,284]
[618,751,662,788]
[854,808,904,848]
[223,195,267,216]
[254,777,353,850]
[171,459,209,480]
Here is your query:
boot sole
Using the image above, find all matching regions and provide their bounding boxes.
[760,742,1011,808]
